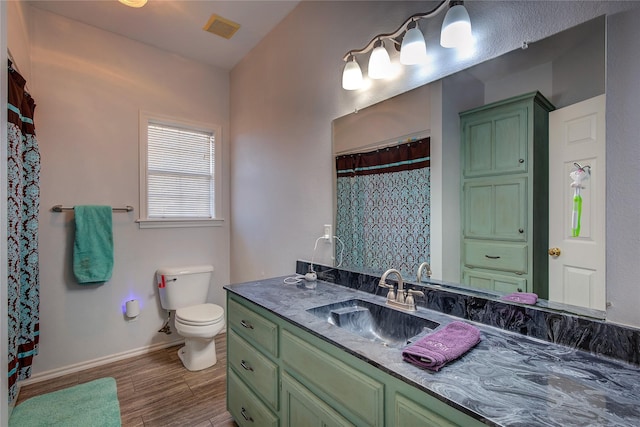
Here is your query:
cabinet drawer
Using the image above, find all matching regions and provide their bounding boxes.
[228,298,278,357]
[281,329,383,426]
[462,269,528,293]
[463,241,528,274]
[228,330,278,410]
[228,369,278,427]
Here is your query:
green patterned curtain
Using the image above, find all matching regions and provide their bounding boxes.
[335,138,430,277]
[7,61,41,403]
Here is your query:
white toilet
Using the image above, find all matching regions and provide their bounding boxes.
[156,265,225,371]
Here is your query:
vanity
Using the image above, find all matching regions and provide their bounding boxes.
[225,271,640,426]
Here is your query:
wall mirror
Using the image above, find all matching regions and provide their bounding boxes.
[332,16,606,318]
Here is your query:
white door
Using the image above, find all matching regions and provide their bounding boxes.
[548,94,606,310]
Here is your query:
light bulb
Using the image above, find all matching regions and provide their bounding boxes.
[368,40,392,79]
[342,57,363,90]
[118,0,148,8]
[400,23,427,65]
[440,3,472,48]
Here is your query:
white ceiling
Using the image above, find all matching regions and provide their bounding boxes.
[26,0,301,70]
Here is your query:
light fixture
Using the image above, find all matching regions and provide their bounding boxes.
[368,39,392,79]
[440,1,473,48]
[118,0,147,8]
[400,21,427,65]
[342,55,364,90]
[340,0,473,90]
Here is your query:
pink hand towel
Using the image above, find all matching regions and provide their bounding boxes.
[402,321,481,371]
[501,292,538,305]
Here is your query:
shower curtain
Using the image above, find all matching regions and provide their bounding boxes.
[7,61,40,403]
[335,138,430,278]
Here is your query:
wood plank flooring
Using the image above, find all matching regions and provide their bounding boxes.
[15,334,237,427]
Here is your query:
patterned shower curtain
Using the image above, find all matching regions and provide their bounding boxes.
[7,61,40,403]
[335,138,430,278]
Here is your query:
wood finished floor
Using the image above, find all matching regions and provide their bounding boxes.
[15,334,237,427]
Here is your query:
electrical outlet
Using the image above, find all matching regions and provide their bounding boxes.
[323,224,332,242]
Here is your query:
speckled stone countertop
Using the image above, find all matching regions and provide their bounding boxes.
[225,277,640,427]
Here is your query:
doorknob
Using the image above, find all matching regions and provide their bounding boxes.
[548,247,561,257]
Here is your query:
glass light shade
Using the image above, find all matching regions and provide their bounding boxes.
[368,42,392,79]
[400,25,427,65]
[118,0,148,8]
[342,58,363,90]
[440,4,472,48]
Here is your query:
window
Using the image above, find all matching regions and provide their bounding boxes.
[138,112,223,228]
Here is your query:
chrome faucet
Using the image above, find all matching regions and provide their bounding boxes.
[416,262,432,283]
[378,269,421,311]
[379,268,404,302]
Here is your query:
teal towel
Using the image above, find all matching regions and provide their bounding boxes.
[73,205,114,284]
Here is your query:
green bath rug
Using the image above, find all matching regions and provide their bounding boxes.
[10,377,121,427]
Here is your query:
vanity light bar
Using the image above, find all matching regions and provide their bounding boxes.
[341,0,473,90]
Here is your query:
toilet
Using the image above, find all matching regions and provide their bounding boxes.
[156,265,225,371]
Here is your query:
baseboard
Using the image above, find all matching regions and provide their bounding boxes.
[18,338,185,386]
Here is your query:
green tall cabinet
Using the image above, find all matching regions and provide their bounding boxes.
[460,92,554,298]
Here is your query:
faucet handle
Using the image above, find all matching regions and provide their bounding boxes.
[378,280,392,288]
[379,280,395,300]
[408,289,425,297]
[405,289,425,308]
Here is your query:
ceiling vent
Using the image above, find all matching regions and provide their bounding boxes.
[203,14,241,40]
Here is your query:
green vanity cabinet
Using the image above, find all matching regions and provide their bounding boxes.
[460,91,554,297]
[226,293,485,427]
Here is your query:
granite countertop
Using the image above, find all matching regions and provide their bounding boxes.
[225,277,640,427]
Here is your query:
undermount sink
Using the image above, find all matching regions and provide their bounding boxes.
[306,299,439,349]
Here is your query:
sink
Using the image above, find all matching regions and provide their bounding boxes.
[306,299,439,349]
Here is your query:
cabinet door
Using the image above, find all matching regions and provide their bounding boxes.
[282,372,354,427]
[281,329,384,426]
[462,104,528,178]
[395,393,459,427]
[463,177,527,241]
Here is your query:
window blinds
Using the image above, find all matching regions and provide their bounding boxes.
[147,123,215,218]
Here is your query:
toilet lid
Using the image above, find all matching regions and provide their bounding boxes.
[175,303,224,326]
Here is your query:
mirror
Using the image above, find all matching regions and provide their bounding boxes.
[332,16,606,317]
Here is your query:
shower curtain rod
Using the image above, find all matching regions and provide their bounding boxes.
[334,130,430,156]
[51,205,134,213]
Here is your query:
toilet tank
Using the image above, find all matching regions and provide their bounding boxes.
[157,265,214,310]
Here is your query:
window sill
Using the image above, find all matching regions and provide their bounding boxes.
[136,218,225,229]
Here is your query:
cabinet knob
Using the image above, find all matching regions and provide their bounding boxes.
[519,228,524,233]
[519,158,525,163]
[548,247,561,257]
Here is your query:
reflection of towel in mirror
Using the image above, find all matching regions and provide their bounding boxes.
[402,321,481,371]
[501,292,538,305]
[73,205,114,284]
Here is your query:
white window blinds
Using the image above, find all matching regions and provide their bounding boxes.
[147,122,215,218]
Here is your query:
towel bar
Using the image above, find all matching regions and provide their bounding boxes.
[51,205,134,213]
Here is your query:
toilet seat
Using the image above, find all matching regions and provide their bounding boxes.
[176,303,224,326]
